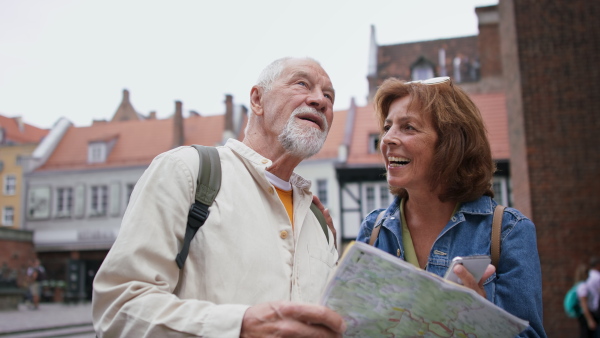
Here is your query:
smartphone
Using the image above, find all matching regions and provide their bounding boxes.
[443,255,491,285]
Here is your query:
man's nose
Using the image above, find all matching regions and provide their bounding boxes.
[307,90,328,113]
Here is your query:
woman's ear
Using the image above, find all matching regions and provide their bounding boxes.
[250,86,264,116]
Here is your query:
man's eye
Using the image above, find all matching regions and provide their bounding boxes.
[297,81,307,87]
[325,93,333,101]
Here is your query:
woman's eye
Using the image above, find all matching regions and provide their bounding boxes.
[383,125,391,132]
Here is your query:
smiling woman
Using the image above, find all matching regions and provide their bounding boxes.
[356,77,547,337]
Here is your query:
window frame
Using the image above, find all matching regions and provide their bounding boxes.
[2,206,14,226]
[3,175,16,195]
[56,187,74,218]
[90,185,109,216]
[88,142,108,163]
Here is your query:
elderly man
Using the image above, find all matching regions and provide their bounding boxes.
[92,57,345,337]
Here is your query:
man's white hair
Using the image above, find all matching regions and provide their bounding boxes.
[255,57,321,92]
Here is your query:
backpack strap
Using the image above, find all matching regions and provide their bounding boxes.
[310,203,329,244]
[368,210,387,246]
[491,204,505,268]
[175,145,221,269]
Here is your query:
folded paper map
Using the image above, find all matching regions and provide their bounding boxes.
[320,241,528,337]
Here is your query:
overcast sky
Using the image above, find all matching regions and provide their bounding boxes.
[0,0,497,129]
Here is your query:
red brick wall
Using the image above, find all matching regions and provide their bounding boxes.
[0,237,36,288]
[500,0,600,335]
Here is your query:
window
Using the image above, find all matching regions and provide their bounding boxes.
[369,134,380,153]
[316,179,328,207]
[492,177,510,206]
[412,65,434,81]
[88,142,107,163]
[90,185,108,216]
[3,175,16,195]
[410,56,435,81]
[366,186,376,213]
[56,187,73,217]
[2,206,14,226]
[380,185,390,208]
[362,182,393,215]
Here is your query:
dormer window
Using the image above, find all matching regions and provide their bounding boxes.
[369,133,380,154]
[88,142,108,163]
[410,56,436,81]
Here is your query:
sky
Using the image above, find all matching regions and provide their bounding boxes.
[0,0,498,129]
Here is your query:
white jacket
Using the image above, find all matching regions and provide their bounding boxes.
[92,139,338,337]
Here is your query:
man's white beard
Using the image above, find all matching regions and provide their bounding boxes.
[279,107,328,159]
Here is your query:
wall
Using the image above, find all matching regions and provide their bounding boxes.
[0,144,37,229]
[0,228,35,288]
[24,165,145,251]
[500,0,600,335]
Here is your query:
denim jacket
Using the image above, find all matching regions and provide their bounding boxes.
[356,195,546,338]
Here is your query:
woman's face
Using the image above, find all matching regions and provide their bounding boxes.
[380,96,438,194]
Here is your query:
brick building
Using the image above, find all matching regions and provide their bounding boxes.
[499,0,600,335]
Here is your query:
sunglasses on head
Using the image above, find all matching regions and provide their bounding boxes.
[406,76,451,85]
[405,76,456,104]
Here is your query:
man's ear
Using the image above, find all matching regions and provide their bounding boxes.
[250,86,264,116]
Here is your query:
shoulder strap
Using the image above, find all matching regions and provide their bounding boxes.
[491,204,505,268]
[368,210,386,246]
[309,203,329,244]
[175,145,221,269]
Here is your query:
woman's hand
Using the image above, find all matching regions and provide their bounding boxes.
[312,195,336,249]
[453,264,496,298]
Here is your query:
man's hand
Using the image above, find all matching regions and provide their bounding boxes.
[312,195,336,249]
[453,264,496,298]
[241,301,346,337]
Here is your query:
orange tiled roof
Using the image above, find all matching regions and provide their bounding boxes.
[37,115,229,172]
[37,105,351,172]
[345,92,510,166]
[0,114,48,144]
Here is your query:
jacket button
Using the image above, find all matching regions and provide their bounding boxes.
[268,187,275,194]
[261,159,269,164]
[451,216,457,222]
[280,230,288,239]
[397,249,400,257]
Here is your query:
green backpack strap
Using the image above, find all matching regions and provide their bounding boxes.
[175,144,330,269]
[310,203,329,244]
[175,145,221,269]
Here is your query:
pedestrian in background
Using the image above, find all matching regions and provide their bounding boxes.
[578,256,600,337]
[26,259,45,310]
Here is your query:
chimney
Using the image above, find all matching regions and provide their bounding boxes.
[367,25,379,102]
[149,111,156,120]
[173,101,184,147]
[475,5,502,78]
[224,94,234,133]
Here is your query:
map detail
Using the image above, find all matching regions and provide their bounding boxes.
[320,241,528,337]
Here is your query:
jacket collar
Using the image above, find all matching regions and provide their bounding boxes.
[224,138,312,191]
